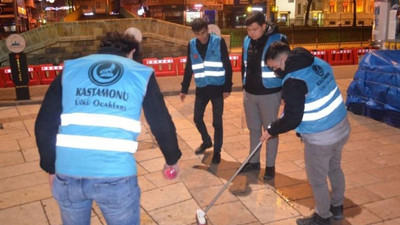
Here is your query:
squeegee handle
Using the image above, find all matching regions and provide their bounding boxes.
[204,141,263,213]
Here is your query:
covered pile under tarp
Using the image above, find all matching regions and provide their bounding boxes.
[346,50,400,128]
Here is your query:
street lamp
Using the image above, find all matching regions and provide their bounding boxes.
[270,5,278,22]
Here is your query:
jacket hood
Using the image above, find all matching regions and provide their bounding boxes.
[265,22,280,36]
[284,47,314,75]
[97,46,127,57]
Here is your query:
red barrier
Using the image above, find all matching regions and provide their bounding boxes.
[36,65,63,85]
[2,66,41,86]
[143,57,177,77]
[0,67,8,88]
[229,54,242,72]
[174,56,187,76]
[2,67,14,87]
[353,48,376,64]
[327,49,354,66]
[310,50,328,62]
[27,66,41,85]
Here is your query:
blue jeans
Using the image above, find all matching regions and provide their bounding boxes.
[52,174,140,225]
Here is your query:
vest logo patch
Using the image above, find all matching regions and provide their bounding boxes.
[88,61,124,86]
[312,65,324,76]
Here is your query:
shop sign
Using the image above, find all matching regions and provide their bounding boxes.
[234,0,251,6]
[205,4,223,11]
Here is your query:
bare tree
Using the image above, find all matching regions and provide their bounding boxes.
[353,0,357,27]
[304,0,313,27]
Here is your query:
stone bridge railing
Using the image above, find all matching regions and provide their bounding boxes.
[0,18,230,66]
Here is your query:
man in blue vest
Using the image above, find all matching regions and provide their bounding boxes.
[180,18,232,164]
[261,42,350,225]
[240,12,288,180]
[35,32,182,225]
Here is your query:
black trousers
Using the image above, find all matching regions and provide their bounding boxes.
[193,95,223,152]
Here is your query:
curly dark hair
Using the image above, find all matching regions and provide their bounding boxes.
[100,32,140,56]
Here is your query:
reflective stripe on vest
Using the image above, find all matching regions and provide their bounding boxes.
[190,34,225,87]
[56,134,138,153]
[283,57,347,134]
[243,33,285,88]
[56,54,153,177]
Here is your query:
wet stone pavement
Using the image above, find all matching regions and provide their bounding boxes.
[0,67,400,225]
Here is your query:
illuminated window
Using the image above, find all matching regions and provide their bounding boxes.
[357,0,364,12]
[329,1,336,13]
[369,1,374,13]
[343,1,349,13]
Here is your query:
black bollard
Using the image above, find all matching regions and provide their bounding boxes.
[9,52,30,100]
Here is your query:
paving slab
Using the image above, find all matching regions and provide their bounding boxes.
[1,65,400,224]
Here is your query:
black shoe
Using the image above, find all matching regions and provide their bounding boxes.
[263,166,275,180]
[195,142,212,155]
[330,205,344,220]
[211,152,221,164]
[239,162,260,173]
[296,213,331,225]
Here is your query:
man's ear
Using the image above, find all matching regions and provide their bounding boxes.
[281,54,288,62]
[262,23,267,31]
[127,49,136,59]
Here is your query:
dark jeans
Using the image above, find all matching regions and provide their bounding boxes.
[193,95,223,152]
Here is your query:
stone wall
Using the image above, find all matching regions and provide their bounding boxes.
[0,18,230,66]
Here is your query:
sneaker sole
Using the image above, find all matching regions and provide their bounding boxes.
[332,215,344,221]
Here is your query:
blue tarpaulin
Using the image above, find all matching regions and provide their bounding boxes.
[346,50,400,128]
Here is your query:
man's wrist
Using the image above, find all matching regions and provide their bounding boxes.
[266,123,273,135]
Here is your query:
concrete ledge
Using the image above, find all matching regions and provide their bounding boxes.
[0,66,358,107]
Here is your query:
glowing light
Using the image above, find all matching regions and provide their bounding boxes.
[138,7,145,16]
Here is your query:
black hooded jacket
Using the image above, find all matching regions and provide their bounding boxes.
[267,47,314,136]
[241,23,289,95]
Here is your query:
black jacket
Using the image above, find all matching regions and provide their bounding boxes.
[267,47,314,136]
[241,23,288,95]
[181,36,233,99]
[35,47,182,174]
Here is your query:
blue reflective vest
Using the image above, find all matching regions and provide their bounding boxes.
[56,54,153,177]
[243,33,285,88]
[190,34,225,87]
[283,57,347,134]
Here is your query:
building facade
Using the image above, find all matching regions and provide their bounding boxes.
[0,0,376,40]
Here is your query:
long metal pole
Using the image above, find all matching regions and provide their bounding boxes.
[203,141,263,214]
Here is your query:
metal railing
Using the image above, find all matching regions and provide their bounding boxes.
[225,26,373,49]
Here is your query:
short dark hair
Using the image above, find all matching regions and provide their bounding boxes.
[245,12,266,26]
[191,18,208,32]
[100,32,140,56]
[266,42,291,60]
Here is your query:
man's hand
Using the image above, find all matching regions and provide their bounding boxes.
[49,174,55,189]
[179,93,186,102]
[162,163,180,180]
[260,130,271,142]
[223,92,231,99]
